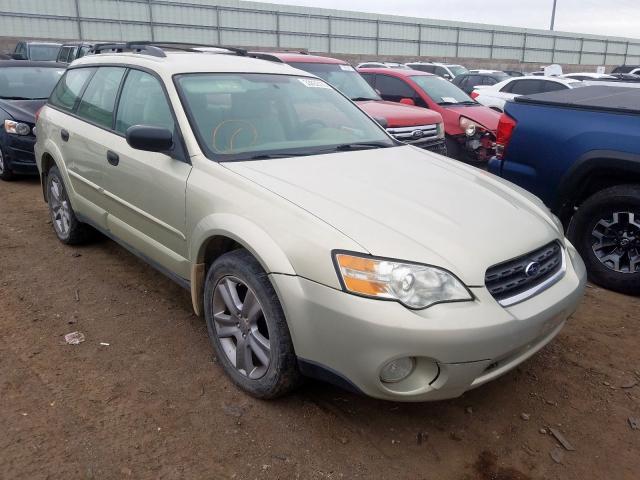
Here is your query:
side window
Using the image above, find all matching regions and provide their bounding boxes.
[500,80,515,93]
[539,80,568,93]
[483,76,498,85]
[49,68,95,111]
[115,69,174,134]
[78,46,90,59]
[76,67,126,129]
[375,75,416,102]
[435,66,449,78]
[509,79,541,95]
[419,65,436,74]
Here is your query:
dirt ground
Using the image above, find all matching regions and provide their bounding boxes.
[1,177,639,480]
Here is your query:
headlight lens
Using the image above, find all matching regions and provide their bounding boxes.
[334,252,473,309]
[459,116,483,137]
[4,120,31,136]
[435,122,445,139]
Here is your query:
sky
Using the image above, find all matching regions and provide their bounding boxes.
[252,0,640,39]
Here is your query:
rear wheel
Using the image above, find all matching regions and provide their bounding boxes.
[568,184,640,295]
[0,147,15,181]
[204,249,302,398]
[46,166,92,244]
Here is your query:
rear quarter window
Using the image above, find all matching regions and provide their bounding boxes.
[49,68,95,111]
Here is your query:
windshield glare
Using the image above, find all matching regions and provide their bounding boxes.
[412,75,474,104]
[0,67,65,99]
[29,45,61,61]
[289,62,380,101]
[448,66,469,77]
[176,73,394,161]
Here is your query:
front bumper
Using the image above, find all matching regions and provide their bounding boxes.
[2,134,38,174]
[271,242,586,401]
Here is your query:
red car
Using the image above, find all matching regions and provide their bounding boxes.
[251,52,447,155]
[357,67,501,163]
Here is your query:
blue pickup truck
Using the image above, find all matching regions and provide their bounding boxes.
[489,86,640,295]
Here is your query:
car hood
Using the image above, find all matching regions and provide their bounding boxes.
[356,100,443,127]
[441,104,501,135]
[0,98,45,123]
[223,146,561,285]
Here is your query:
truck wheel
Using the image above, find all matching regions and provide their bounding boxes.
[203,249,302,399]
[0,147,15,181]
[568,185,640,295]
[46,166,92,244]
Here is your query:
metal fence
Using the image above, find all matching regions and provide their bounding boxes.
[1,0,639,65]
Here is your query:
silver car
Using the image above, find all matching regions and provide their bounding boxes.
[35,43,586,401]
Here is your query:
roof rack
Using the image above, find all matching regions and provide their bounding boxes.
[90,41,248,58]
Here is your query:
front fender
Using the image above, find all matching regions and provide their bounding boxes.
[190,212,296,276]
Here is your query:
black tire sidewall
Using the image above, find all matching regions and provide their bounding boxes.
[568,186,640,295]
[0,145,15,181]
[203,250,299,399]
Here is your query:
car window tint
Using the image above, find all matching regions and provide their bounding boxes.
[539,80,568,93]
[115,69,174,134]
[359,73,375,88]
[435,66,449,77]
[76,67,126,129]
[78,46,90,58]
[49,68,95,111]
[375,75,415,101]
[509,79,541,95]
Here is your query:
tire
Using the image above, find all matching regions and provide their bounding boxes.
[46,166,92,245]
[203,249,302,399]
[567,184,640,295]
[0,146,15,181]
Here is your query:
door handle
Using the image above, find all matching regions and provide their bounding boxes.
[60,129,69,142]
[106,150,119,166]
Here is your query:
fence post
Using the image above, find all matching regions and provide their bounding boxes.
[375,20,379,56]
[490,30,494,59]
[147,0,154,41]
[328,15,332,53]
[73,0,83,40]
[521,32,526,63]
[455,27,460,58]
[276,11,280,48]
[215,6,221,44]
[578,38,584,64]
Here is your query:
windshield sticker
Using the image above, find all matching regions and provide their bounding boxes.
[298,78,331,89]
[441,96,458,103]
[339,65,355,71]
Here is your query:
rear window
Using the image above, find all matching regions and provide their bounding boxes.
[0,66,65,100]
[49,68,95,111]
[29,44,61,61]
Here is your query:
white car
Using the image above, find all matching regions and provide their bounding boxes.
[561,72,616,80]
[356,61,410,69]
[405,62,468,81]
[471,76,584,112]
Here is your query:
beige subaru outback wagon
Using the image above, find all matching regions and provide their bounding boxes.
[35,43,586,401]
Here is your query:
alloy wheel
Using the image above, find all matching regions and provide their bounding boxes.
[212,276,271,379]
[591,211,640,273]
[49,176,72,238]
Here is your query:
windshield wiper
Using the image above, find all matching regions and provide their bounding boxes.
[350,97,379,102]
[0,96,37,100]
[243,142,392,160]
[330,142,392,152]
[248,152,315,160]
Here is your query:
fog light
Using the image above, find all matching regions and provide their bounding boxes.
[380,357,415,383]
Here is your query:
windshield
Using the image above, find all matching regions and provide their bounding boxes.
[0,67,65,99]
[175,73,395,162]
[448,65,469,77]
[29,45,61,61]
[411,75,474,105]
[289,62,380,101]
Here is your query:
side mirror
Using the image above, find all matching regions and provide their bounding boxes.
[373,117,388,129]
[443,74,452,80]
[126,125,173,153]
[399,98,415,106]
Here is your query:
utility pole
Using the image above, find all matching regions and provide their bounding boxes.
[550,0,558,30]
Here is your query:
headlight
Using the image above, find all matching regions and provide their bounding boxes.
[334,252,473,309]
[4,120,31,136]
[459,117,483,137]
[435,122,445,139]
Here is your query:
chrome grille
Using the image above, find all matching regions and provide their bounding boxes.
[485,241,564,306]
[387,124,440,145]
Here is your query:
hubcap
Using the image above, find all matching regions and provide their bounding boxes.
[212,277,271,379]
[49,177,71,237]
[591,211,640,273]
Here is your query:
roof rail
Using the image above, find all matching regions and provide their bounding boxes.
[89,41,248,58]
[248,52,285,63]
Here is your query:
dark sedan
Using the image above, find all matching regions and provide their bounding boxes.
[0,61,65,180]
[452,71,509,94]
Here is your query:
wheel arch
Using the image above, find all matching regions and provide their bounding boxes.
[555,150,640,223]
[38,140,66,202]
[189,213,296,316]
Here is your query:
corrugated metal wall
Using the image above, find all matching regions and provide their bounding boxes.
[1,0,639,65]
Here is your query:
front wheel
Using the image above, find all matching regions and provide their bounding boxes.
[568,184,640,295]
[0,147,15,181]
[203,249,302,399]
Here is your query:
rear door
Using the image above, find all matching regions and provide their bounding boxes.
[100,68,192,279]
